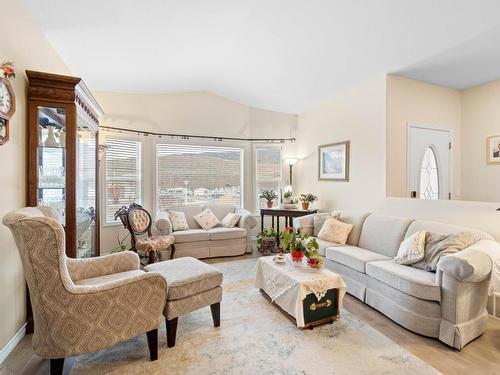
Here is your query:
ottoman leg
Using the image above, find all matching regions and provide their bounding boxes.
[210,302,221,327]
[166,317,178,348]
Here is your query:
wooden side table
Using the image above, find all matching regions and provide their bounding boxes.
[260,207,318,233]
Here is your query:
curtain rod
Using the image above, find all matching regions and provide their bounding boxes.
[100,125,296,143]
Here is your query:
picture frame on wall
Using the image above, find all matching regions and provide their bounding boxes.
[487,135,500,164]
[318,140,350,181]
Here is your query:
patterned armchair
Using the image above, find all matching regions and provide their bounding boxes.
[3,207,168,375]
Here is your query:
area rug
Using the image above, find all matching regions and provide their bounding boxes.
[70,258,440,375]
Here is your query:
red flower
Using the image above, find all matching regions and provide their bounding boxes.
[308,258,318,266]
[284,226,293,233]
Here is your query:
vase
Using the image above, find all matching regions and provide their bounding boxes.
[301,202,310,210]
[58,130,66,147]
[44,126,59,147]
[266,201,274,208]
[291,250,304,262]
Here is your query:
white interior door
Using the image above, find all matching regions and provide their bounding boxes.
[408,125,451,200]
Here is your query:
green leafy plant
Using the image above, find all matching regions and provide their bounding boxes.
[111,232,130,253]
[257,228,278,255]
[283,191,293,199]
[279,227,319,254]
[260,189,278,202]
[299,193,318,203]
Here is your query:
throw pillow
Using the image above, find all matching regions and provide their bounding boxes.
[313,212,340,236]
[412,231,478,272]
[221,212,241,228]
[169,211,189,231]
[394,231,427,265]
[317,217,353,244]
[193,209,220,230]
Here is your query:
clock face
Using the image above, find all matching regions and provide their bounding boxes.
[0,80,12,115]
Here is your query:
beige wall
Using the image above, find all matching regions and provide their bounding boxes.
[94,91,298,253]
[386,75,462,199]
[294,75,387,212]
[0,0,70,351]
[461,80,500,202]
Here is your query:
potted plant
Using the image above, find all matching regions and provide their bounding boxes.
[279,227,320,264]
[261,189,278,208]
[257,228,278,255]
[299,193,318,210]
[283,190,293,204]
[111,232,130,253]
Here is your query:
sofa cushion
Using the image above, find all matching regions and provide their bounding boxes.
[221,212,241,228]
[366,260,441,301]
[169,211,189,231]
[145,257,223,300]
[314,237,338,256]
[325,246,391,273]
[173,229,210,243]
[207,227,247,240]
[332,211,370,246]
[203,204,235,220]
[74,270,145,286]
[318,218,353,244]
[358,214,414,258]
[168,205,203,229]
[193,209,220,230]
[405,219,493,241]
[394,231,426,265]
[313,213,339,236]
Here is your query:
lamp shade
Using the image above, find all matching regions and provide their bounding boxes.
[284,158,298,166]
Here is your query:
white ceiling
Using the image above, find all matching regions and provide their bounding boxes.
[395,29,500,90]
[23,0,500,114]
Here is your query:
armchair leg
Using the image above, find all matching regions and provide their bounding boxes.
[146,329,159,361]
[169,244,176,259]
[210,302,221,327]
[166,317,178,348]
[50,358,64,375]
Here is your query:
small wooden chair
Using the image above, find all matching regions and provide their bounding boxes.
[115,203,175,264]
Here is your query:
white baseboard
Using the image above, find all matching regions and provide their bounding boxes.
[0,323,26,365]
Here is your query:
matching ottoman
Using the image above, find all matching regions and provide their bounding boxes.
[145,257,223,347]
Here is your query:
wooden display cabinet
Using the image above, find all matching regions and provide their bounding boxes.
[27,70,103,258]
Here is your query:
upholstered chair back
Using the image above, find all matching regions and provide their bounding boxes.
[128,206,152,235]
[2,207,75,356]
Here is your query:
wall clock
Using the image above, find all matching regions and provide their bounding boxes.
[0,77,16,145]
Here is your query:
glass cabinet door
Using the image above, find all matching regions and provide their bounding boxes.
[76,117,97,258]
[37,106,67,225]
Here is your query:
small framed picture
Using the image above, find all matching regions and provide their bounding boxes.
[318,141,350,181]
[487,135,500,164]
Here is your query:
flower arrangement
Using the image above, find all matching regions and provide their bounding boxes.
[0,61,15,80]
[279,227,323,268]
[260,189,278,208]
[299,193,318,210]
[257,228,278,255]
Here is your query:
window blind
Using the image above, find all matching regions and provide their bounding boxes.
[105,138,142,223]
[156,144,243,211]
[255,146,282,209]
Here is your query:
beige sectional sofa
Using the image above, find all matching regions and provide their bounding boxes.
[155,204,257,259]
[294,210,498,350]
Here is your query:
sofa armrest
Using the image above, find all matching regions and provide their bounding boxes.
[437,247,492,282]
[235,208,257,230]
[155,212,173,235]
[292,213,315,232]
[436,246,493,349]
[66,252,140,282]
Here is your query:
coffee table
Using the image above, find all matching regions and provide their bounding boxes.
[255,255,347,328]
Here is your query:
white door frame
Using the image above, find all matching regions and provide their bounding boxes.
[406,122,453,199]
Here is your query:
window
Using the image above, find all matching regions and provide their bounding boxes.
[105,138,142,223]
[419,147,439,200]
[156,144,243,211]
[255,146,282,209]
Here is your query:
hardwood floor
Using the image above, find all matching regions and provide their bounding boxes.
[2,253,499,375]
